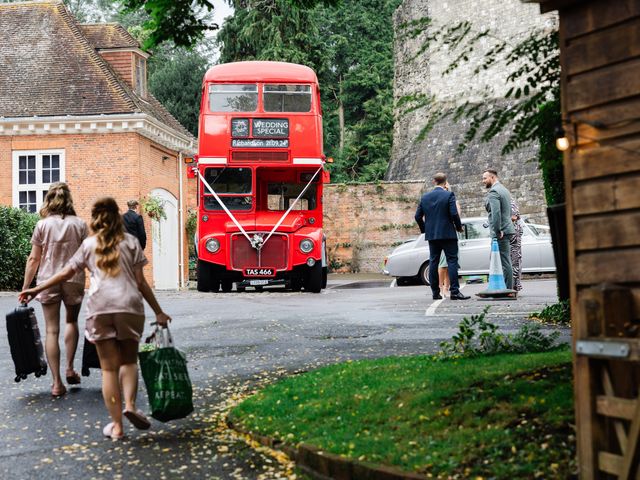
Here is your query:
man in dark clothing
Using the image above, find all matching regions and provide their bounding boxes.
[123,199,147,250]
[415,172,470,300]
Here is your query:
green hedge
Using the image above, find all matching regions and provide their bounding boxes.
[0,206,39,290]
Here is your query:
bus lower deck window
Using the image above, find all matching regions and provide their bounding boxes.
[204,196,252,211]
[204,168,252,194]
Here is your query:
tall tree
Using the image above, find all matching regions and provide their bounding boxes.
[148,46,211,137]
[217,0,400,182]
[110,0,338,49]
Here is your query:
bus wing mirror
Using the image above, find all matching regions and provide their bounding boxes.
[322,170,330,184]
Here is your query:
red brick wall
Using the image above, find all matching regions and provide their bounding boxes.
[99,51,133,87]
[323,181,425,273]
[0,133,195,287]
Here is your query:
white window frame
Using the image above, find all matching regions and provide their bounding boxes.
[12,149,65,213]
[135,55,147,96]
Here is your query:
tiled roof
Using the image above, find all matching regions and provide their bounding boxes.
[80,23,139,49]
[0,1,194,141]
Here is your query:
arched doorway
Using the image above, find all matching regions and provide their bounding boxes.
[150,188,179,290]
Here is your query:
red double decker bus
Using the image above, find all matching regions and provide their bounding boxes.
[191,61,329,293]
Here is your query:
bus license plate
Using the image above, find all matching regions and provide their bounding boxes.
[249,279,270,286]
[244,267,275,278]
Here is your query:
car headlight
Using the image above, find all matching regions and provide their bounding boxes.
[205,238,220,253]
[299,238,314,253]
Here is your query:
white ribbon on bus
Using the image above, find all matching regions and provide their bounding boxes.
[195,165,323,251]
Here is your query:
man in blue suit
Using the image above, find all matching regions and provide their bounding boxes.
[415,173,470,300]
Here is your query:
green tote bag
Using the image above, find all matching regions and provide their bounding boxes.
[139,326,194,422]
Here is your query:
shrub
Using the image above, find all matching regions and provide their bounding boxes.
[529,300,571,325]
[0,207,39,290]
[437,307,562,360]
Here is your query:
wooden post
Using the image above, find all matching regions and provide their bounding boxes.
[576,284,639,479]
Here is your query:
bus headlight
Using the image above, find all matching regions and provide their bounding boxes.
[205,238,220,253]
[299,238,314,253]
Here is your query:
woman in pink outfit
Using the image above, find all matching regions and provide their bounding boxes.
[22,183,87,397]
[20,197,171,440]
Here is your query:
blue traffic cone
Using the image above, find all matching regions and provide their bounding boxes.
[476,239,517,299]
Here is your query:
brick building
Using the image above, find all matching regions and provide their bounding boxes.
[0,1,197,289]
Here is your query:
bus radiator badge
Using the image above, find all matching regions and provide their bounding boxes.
[250,233,264,250]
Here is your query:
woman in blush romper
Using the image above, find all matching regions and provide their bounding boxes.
[20,197,171,440]
[22,182,87,397]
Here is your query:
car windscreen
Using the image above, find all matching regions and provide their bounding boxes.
[267,182,317,211]
[203,168,252,211]
[263,84,312,112]
[209,84,258,112]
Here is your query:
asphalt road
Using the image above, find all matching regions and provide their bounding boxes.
[0,276,567,479]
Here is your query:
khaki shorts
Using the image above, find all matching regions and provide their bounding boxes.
[37,282,84,306]
[85,313,145,342]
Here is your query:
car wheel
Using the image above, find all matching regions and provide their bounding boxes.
[418,262,431,286]
[396,277,412,287]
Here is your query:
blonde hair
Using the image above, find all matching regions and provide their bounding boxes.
[39,182,76,218]
[90,197,124,277]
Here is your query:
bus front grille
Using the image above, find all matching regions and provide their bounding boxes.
[231,233,288,271]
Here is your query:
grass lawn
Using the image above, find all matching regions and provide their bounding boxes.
[229,349,576,479]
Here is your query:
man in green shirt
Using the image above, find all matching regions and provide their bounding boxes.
[482,169,516,291]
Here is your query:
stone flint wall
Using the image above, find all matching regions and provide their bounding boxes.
[388,0,557,225]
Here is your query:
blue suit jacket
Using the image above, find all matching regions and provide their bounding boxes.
[415,187,462,240]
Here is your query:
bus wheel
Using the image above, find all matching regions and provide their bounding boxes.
[290,276,303,292]
[221,280,233,292]
[321,266,328,289]
[304,262,323,293]
[197,260,213,292]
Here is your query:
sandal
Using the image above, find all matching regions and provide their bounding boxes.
[123,409,151,430]
[51,385,67,397]
[103,422,125,440]
[65,371,81,385]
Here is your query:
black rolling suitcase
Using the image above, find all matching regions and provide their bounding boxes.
[81,336,100,376]
[6,304,47,382]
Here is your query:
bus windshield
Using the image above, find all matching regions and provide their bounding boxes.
[209,84,258,112]
[203,168,253,211]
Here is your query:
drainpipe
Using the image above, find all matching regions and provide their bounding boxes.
[178,151,185,289]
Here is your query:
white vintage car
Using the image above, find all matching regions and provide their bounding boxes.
[383,217,555,285]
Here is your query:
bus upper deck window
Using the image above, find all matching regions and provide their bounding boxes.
[209,84,258,112]
[264,84,312,112]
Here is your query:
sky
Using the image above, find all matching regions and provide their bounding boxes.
[212,0,234,29]
[206,0,234,62]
